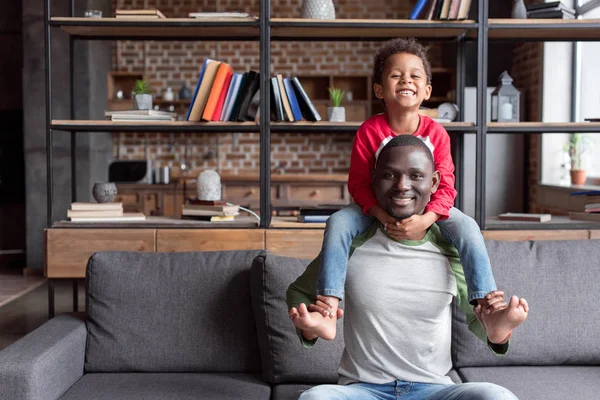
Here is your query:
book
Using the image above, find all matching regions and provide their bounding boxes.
[527,10,575,19]
[291,77,321,121]
[188,60,221,121]
[116,9,166,18]
[68,213,146,222]
[182,215,236,222]
[245,89,261,121]
[297,215,330,223]
[283,77,303,121]
[186,59,211,120]
[497,213,551,222]
[229,71,257,121]
[409,0,430,19]
[448,0,462,19]
[235,72,260,122]
[425,0,439,20]
[183,204,239,215]
[67,209,124,218]
[276,74,294,122]
[569,212,600,223]
[222,73,244,121]
[219,73,239,121]
[299,205,343,216]
[188,200,228,206]
[457,0,472,19]
[70,202,123,211]
[569,190,600,196]
[203,62,233,121]
[439,0,452,19]
[526,1,571,12]
[271,77,285,121]
[105,110,177,119]
[211,70,233,121]
[188,12,253,18]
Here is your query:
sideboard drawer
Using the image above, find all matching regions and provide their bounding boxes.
[288,184,349,205]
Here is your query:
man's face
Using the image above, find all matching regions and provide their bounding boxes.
[373,145,440,220]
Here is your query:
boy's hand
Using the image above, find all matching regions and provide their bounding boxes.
[308,295,343,319]
[395,214,433,239]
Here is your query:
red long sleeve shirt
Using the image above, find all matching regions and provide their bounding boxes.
[348,113,457,220]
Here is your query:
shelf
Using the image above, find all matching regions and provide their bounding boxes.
[270,121,476,133]
[50,17,260,40]
[485,215,600,230]
[487,122,600,133]
[488,18,600,41]
[52,216,260,229]
[270,18,477,41]
[51,120,260,133]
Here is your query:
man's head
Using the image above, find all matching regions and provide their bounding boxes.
[373,135,440,220]
[372,38,432,111]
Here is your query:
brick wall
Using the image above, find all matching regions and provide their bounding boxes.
[112,0,454,177]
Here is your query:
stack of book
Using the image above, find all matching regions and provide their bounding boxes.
[296,205,344,223]
[115,9,166,19]
[182,201,240,222]
[104,110,177,122]
[185,59,321,123]
[569,190,600,222]
[411,0,473,20]
[526,2,575,19]
[67,202,146,222]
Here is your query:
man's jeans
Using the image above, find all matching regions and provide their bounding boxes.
[316,204,497,304]
[299,380,518,400]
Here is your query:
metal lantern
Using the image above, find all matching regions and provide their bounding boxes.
[491,71,520,122]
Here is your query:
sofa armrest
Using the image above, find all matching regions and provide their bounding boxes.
[0,314,87,400]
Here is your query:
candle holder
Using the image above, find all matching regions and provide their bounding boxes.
[491,71,520,122]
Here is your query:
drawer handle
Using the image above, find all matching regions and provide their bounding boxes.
[310,190,320,197]
[245,189,256,197]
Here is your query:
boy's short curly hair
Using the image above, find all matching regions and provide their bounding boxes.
[373,38,432,85]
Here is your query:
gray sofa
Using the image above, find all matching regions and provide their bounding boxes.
[1,239,599,400]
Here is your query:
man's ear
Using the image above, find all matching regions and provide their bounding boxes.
[373,83,384,99]
[430,170,441,194]
[423,84,432,101]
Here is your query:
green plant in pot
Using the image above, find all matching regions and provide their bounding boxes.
[327,87,345,122]
[133,79,153,110]
[564,133,592,185]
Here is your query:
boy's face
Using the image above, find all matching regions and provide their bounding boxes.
[373,52,432,111]
[373,145,440,220]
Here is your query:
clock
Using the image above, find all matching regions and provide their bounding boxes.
[437,102,459,121]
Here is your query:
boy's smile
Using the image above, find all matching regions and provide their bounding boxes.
[374,52,432,111]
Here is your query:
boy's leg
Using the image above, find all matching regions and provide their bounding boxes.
[436,207,497,305]
[317,204,374,300]
[299,382,395,400]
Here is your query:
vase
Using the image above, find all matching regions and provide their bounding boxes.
[570,169,586,185]
[301,0,335,19]
[134,94,153,110]
[511,0,527,19]
[92,182,117,203]
[327,107,346,122]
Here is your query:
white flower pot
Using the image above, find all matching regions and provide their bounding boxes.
[301,0,336,19]
[134,94,153,110]
[327,107,346,122]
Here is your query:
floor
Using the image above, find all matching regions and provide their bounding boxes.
[0,279,85,350]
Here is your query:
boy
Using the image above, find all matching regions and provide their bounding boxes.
[313,37,498,336]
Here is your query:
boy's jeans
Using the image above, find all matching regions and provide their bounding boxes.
[299,380,518,400]
[317,204,497,304]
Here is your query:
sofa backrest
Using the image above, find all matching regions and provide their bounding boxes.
[84,250,264,373]
[250,252,345,384]
[452,239,600,367]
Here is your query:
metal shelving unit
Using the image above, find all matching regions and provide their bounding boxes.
[43,1,600,316]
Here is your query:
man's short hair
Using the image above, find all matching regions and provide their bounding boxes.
[376,135,435,170]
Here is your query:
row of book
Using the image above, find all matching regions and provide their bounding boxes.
[115,9,166,19]
[569,190,600,223]
[182,201,240,222]
[526,2,575,20]
[411,0,473,20]
[295,205,344,223]
[185,59,321,123]
[104,110,177,122]
[67,202,146,222]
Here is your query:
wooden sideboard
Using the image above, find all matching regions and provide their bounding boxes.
[45,226,599,279]
[115,174,350,217]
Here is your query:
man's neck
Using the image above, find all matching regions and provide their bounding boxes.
[386,109,420,134]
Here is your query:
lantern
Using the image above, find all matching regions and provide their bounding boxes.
[491,71,520,122]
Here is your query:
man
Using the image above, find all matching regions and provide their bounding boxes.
[286,134,528,400]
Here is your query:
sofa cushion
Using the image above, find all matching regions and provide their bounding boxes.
[251,253,345,384]
[272,384,317,400]
[59,373,271,400]
[458,366,600,400]
[452,239,600,367]
[85,250,264,373]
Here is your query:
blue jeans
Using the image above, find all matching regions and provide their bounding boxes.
[298,380,518,400]
[317,204,496,304]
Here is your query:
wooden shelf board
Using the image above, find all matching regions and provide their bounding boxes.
[487,122,600,133]
[270,216,326,229]
[51,120,260,132]
[51,17,259,39]
[52,215,260,229]
[488,18,600,40]
[270,18,477,39]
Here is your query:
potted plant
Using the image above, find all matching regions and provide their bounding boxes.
[564,133,592,185]
[133,79,153,110]
[327,87,345,122]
